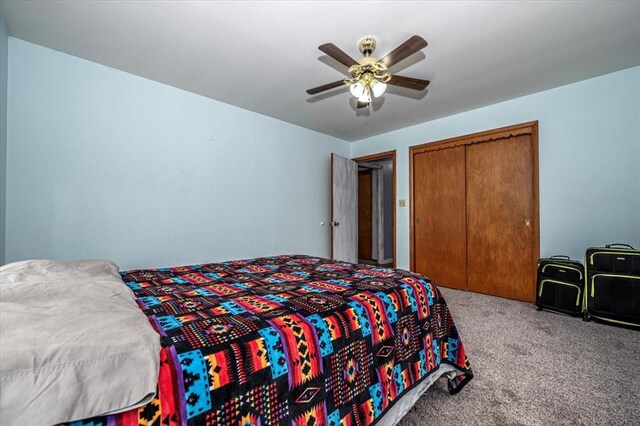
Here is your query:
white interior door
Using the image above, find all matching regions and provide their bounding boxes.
[331,153,357,263]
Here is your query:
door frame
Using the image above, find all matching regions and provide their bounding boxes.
[409,121,539,296]
[353,150,397,268]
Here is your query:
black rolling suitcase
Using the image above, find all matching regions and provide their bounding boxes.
[536,255,585,316]
[584,244,640,328]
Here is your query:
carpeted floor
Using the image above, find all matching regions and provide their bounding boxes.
[399,288,640,425]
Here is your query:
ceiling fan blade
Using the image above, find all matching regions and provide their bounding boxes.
[387,75,430,91]
[380,35,428,67]
[318,43,359,68]
[306,80,348,95]
[356,101,369,110]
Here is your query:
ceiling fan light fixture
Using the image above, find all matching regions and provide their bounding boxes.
[350,82,367,98]
[371,80,387,98]
[357,90,372,104]
[307,35,430,110]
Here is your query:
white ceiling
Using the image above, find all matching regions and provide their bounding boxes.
[2,1,639,141]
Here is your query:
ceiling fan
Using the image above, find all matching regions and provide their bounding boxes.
[306,35,430,109]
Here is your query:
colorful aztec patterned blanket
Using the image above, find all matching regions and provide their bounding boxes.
[67,255,472,426]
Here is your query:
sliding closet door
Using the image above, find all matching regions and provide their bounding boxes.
[466,135,535,301]
[413,146,467,290]
[411,122,539,302]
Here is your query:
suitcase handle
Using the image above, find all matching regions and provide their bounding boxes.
[550,255,571,260]
[605,243,635,249]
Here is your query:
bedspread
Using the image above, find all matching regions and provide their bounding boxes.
[69,255,472,426]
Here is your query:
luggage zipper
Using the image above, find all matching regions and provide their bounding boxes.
[541,263,583,280]
[538,279,582,306]
[589,251,640,265]
[590,274,640,297]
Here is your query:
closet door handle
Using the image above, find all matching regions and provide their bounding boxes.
[416,218,421,224]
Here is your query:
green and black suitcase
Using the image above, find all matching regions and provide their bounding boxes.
[584,244,640,329]
[536,255,585,316]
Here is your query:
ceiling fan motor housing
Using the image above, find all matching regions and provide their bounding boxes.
[348,59,390,85]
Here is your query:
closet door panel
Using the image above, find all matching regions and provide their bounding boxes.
[466,135,535,301]
[413,146,467,290]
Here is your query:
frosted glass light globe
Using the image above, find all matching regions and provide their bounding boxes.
[371,80,387,98]
[357,90,372,104]
[350,82,366,98]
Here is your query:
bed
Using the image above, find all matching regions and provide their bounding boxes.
[0,255,472,426]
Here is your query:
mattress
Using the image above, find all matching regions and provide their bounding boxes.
[64,254,473,426]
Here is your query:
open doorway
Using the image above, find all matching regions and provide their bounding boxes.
[353,151,396,267]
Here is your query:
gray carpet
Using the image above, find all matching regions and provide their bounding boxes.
[399,288,640,425]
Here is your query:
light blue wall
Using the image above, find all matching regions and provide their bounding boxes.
[6,38,349,269]
[352,66,640,269]
[6,36,639,271]
[0,16,8,265]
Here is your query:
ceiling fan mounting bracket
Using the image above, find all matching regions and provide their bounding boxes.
[357,36,378,56]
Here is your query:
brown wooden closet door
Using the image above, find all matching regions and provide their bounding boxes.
[466,135,535,301]
[413,146,467,290]
[358,170,373,260]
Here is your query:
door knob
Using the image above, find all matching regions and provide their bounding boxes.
[416,218,421,224]
[524,219,532,228]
